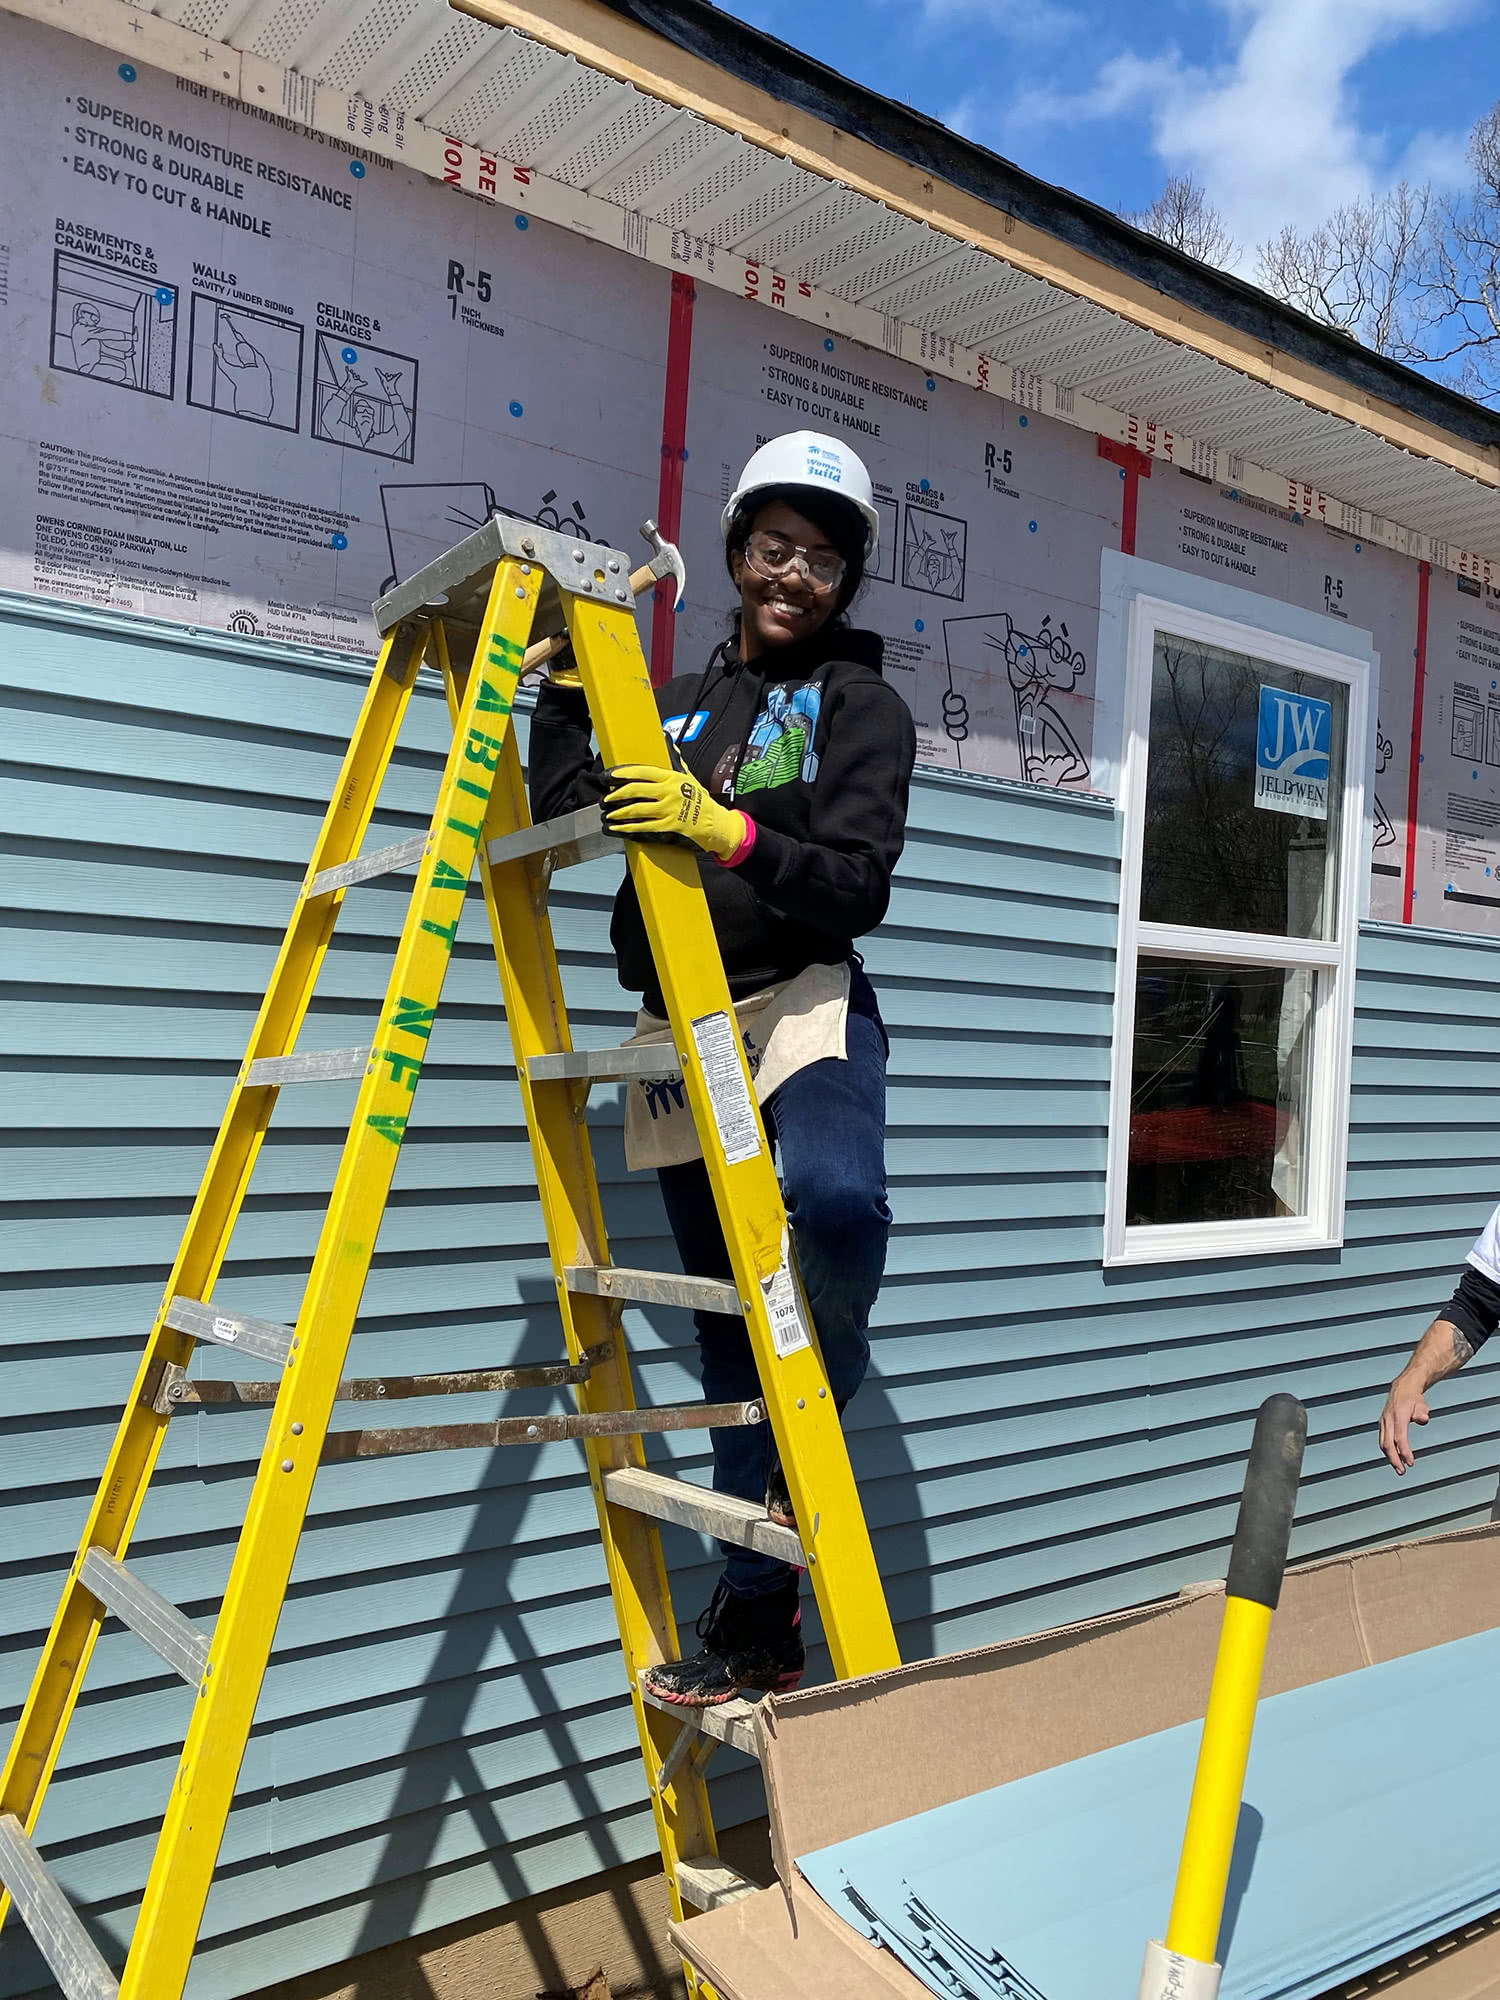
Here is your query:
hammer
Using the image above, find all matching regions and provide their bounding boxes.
[520,518,686,675]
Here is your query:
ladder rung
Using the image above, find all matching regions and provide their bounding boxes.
[78,1548,210,1686]
[527,1045,681,1084]
[564,1265,741,1316]
[640,1675,761,1759]
[0,1815,119,2000]
[676,1855,763,1912]
[161,1343,615,1411]
[245,1047,371,1087]
[162,1295,293,1367]
[307,834,427,897]
[319,1399,765,1462]
[486,804,622,872]
[603,1466,805,1566]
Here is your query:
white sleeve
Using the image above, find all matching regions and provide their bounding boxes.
[1465,1202,1500,1285]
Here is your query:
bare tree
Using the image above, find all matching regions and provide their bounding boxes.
[1408,106,1500,403]
[1254,183,1429,357]
[1123,174,1239,268]
[1247,101,1500,404]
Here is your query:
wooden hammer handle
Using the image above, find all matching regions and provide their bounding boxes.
[520,558,658,672]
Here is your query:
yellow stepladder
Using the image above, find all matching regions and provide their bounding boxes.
[0,509,899,2000]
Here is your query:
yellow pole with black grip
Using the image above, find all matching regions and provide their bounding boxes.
[1139,1393,1307,2000]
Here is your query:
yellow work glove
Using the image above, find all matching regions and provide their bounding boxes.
[603,764,748,860]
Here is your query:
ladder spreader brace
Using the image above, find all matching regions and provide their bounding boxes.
[0,509,899,2000]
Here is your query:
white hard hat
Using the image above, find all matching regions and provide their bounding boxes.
[720,431,880,560]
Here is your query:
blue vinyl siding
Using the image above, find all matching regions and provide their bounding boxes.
[2,596,1498,1996]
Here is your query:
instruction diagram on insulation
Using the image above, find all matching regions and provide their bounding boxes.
[186,295,303,429]
[1411,580,1500,936]
[675,288,1122,790]
[1134,473,1420,921]
[902,504,967,599]
[310,334,417,460]
[942,610,1091,787]
[0,10,665,652]
[50,251,177,396]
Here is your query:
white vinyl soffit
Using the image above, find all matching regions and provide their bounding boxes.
[12,0,1500,579]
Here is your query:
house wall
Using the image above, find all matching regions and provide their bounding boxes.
[3,591,1499,1997]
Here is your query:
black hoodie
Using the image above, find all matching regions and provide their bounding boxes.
[527,621,917,1015]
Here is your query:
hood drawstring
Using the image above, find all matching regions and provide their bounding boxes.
[673,634,756,799]
[661,637,735,779]
[712,626,765,805]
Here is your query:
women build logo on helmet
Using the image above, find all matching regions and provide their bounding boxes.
[801,438,848,487]
[1255,685,1333,820]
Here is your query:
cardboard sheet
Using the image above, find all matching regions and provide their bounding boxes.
[673,1527,1500,2000]
[796,1630,1500,1999]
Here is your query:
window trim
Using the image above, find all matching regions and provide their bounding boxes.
[1104,593,1370,1267]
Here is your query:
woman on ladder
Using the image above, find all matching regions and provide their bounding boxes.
[528,432,916,1707]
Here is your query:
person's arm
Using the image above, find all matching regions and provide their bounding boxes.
[325,364,362,419]
[732,679,916,936]
[526,675,610,823]
[375,368,411,458]
[1379,1262,1500,1473]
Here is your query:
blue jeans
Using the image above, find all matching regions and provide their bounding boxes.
[656,993,891,1598]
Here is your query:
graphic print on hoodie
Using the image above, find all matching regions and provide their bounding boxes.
[711,677,826,799]
[527,621,917,1015]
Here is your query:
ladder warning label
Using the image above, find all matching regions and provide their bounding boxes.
[690,1010,759,1166]
[763,1259,812,1360]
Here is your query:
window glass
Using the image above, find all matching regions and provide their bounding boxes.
[1141,633,1348,940]
[1127,959,1317,1228]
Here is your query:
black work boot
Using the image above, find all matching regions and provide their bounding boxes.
[643,1576,804,1707]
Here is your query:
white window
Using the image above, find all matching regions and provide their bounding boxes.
[1105,595,1369,1265]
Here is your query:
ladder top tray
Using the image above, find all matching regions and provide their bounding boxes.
[374,513,638,636]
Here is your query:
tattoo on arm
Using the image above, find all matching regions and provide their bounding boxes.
[1452,1325,1476,1368]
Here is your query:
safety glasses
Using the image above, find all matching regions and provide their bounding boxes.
[741,530,846,593]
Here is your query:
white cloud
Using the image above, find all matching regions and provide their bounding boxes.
[947,92,983,140]
[966,0,1481,253]
[1398,122,1475,187]
[1000,49,1182,139]
[920,0,1083,38]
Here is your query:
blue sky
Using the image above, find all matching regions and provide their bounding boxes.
[733,0,1500,267]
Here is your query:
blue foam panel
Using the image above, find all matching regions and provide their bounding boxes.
[797,1628,1500,1999]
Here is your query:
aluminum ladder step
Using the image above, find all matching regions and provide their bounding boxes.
[676,1855,762,1912]
[487,803,621,871]
[640,1675,761,1759]
[244,1047,370,1087]
[0,1814,119,2000]
[319,1398,764,1463]
[162,1295,293,1367]
[78,1549,210,1686]
[156,1343,614,1413]
[527,1044,681,1084]
[306,833,427,898]
[564,1265,740,1316]
[603,1465,804,1566]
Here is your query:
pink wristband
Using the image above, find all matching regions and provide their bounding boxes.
[715,814,757,868]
